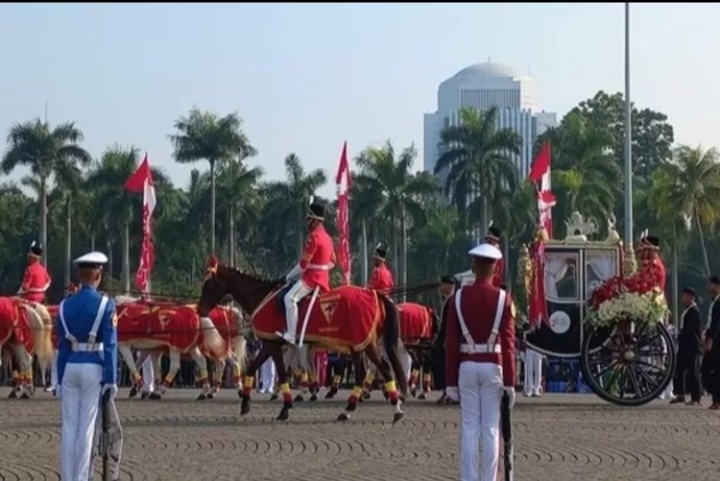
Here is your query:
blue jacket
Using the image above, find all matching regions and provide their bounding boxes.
[56,285,118,385]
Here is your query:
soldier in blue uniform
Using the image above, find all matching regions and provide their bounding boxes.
[56,251,118,481]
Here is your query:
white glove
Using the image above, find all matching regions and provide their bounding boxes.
[503,387,516,409]
[446,386,459,402]
[102,383,118,400]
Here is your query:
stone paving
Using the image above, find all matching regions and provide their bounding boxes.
[1,387,718,481]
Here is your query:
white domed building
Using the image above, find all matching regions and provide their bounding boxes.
[423,62,556,178]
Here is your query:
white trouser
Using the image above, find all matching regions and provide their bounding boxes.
[283,280,313,336]
[140,354,155,393]
[458,361,503,481]
[259,357,276,393]
[61,363,103,481]
[51,352,59,388]
[524,349,543,395]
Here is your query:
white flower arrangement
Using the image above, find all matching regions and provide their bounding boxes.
[586,288,669,328]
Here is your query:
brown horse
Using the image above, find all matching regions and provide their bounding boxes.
[196,259,408,423]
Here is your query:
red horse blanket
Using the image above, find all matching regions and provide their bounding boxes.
[252,285,382,352]
[0,297,33,352]
[397,302,434,344]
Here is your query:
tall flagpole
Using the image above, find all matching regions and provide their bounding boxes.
[623,2,637,275]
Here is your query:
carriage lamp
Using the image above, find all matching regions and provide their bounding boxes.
[623,242,637,276]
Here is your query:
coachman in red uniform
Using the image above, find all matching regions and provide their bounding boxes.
[281,200,336,345]
[367,242,394,294]
[643,235,667,292]
[445,243,516,481]
[18,241,52,303]
[485,225,504,288]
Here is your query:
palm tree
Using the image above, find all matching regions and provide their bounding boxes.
[354,141,439,291]
[435,106,522,231]
[657,145,720,276]
[170,108,256,254]
[1,119,91,265]
[537,112,621,236]
[53,158,85,294]
[215,159,263,267]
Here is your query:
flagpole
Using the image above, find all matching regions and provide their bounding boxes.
[623,2,636,275]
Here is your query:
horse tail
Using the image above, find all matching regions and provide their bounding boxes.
[380,295,408,396]
[25,305,52,370]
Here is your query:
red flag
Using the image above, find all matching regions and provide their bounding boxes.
[529,141,555,238]
[124,154,156,295]
[335,142,352,285]
[528,141,551,183]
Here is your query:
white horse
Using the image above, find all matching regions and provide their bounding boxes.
[0,298,53,399]
[114,295,225,400]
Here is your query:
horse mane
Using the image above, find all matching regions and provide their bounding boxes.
[115,295,140,305]
[219,264,282,288]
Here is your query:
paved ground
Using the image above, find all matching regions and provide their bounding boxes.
[1,388,718,481]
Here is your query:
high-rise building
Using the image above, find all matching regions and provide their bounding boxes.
[423,62,557,178]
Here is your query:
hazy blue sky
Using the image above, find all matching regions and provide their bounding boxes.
[1,3,717,198]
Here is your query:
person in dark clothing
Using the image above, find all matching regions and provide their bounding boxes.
[704,276,720,410]
[433,275,458,403]
[671,287,703,405]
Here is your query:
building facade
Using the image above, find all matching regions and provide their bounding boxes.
[423,62,557,179]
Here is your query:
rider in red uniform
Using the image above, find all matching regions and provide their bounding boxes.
[485,225,504,288]
[18,241,52,303]
[281,200,336,345]
[367,242,394,294]
[643,235,667,292]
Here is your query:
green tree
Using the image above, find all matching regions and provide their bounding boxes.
[1,119,91,265]
[170,108,256,254]
[435,106,522,230]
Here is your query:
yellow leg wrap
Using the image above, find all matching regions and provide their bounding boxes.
[11,370,18,381]
[411,368,419,378]
[363,372,375,385]
[280,382,291,394]
[352,386,362,398]
[423,373,432,383]
[163,375,174,386]
[198,369,208,382]
[232,364,241,376]
[333,375,341,385]
[300,372,309,383]
[309,371,317,383]
[244,376,255,389]
[384,381,397,393]
[131,372,142,382]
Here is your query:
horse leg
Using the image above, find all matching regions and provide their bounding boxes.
[129,350,148,398]
[189,347,211,401]
[271,344,293,421]
[305,347,320,401]
[119,345,143,397]
[420,349,433,399]
[364,342,404,424]
[152,349,182,399]
[408,349,420,398]
[325,354,342,399]
[13,345,33,399]
[337,352,366,422]
[240,342,272,414]
[207,359,224,399]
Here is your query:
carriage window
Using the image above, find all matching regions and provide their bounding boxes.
[585,251,617,299]
[544,253,579,300]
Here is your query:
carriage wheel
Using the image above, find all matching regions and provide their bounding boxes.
[580,321,675,406]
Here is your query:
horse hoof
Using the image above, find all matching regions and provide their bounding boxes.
[410,388,417,398]
[207,393,215,400]
[8,391,17,399]
[129,387,138,398]
[399,395,406,403]
[392,412,404,424]
[362,392,370,400]
[294,394,304,402]
[269,394,278,401]
[418,393,426,400]
[20,393,30,400]
[337,413,350,421]
[149,393,162,400]
[276,409,290,421]
[140,392,150,400]
[240,398,250,416]
[309,394,318,402]
[383,392,389,401]
[325,389,336,399]
[196,394,207,401]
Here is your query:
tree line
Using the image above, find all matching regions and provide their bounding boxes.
[2,92,719,317]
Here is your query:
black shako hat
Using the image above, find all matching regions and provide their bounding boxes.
[373,242,388,261]
[28,241,42,257]
[306,199,325,221]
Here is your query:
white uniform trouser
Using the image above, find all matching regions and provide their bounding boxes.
[259,357,276,393]
[459,361,503,481]
[524,349,543,395]
[51,352,59,388]
[61,363,103,481]
[283,280,313,335]
[140,354,155,393]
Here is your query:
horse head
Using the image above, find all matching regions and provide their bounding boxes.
[197,255,283,319]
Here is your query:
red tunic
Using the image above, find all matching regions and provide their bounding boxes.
[645,256,667,293]
[300,224,336,293]
[445,278,516,387]
[492,258,505,288]
[367,264,394,294]
[20,262,52,303]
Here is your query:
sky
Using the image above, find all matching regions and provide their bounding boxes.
[1,3,718,199]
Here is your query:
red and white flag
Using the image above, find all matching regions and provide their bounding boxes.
[529,141,555,237]
[335,141,352,285]
[123,153,156,295]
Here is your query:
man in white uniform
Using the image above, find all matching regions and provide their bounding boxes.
[259,345,277,394]
[445,244,517,481]
[56,252,118,481]
[523,336,544,397]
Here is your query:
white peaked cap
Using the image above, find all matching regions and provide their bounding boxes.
[73,251,109,265]
[467,243,502,260]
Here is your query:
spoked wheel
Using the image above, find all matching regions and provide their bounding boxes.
[580,321,676,406]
